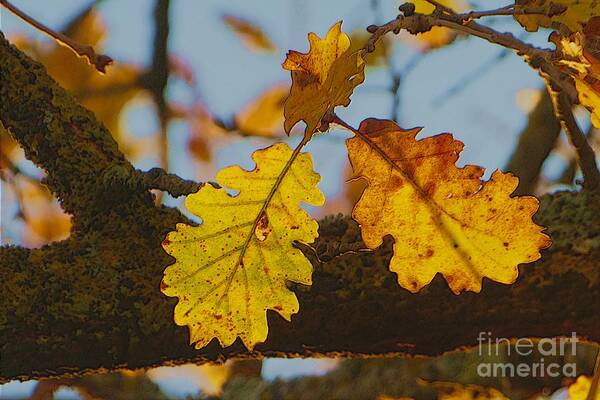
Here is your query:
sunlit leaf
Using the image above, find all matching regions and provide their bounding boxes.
[567,375,600,400]
[161,143,324,349]
[283,21,365,135]
[346,118,551,294]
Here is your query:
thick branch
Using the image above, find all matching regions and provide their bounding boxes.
[1,32,599,384]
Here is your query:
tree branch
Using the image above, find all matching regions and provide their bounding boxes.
[143,0,171,172]
[0,0,112,73]
[0,30,599,385]
[506,88,561,195]
[548,87,600,191]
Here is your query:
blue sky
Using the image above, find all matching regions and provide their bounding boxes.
[0,0,576,397]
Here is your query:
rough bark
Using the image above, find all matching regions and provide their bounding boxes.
[0,32,599,385]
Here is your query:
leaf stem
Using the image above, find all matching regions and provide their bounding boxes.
[458,4,552,21]
[218,131,314,305]
[0,0,112,73]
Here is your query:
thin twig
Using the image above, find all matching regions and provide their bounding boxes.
[0,0,112,73]
[135,167,202,197]
[422,0,454,14]
[144,0,171,202]
[458,4,550,20]
[362,8,600,188]
[461,5,514,20]
[363,12,577,102]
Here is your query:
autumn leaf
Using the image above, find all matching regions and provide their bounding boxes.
[282,21,365,135]
[161,143,324,349]
[552,17,600,127]
[235,84,288,137]
[344,118,551,294]
[567,375,600,400]
[515,0,600,33]
[223,14,276,52]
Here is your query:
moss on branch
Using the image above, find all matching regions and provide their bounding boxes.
[0,32,599,385]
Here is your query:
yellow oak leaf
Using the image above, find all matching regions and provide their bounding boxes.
[515,0,600,33]
[345,118,551,294]
[282,21,365,135]
[223,14,276,52]
[567,375,600,400]
[161,143,324,349]
[235,84,288,137]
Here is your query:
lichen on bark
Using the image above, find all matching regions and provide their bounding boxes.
[0,32,599,384]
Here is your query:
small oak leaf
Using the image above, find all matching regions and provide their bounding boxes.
[282,21,365,135]
[515,0,600,33]
[346,118,551,294]
[223,14,276,52]
[161,143,324,350]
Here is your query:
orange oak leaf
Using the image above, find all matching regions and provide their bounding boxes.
[282,21,365,135]
[345,118,551,294]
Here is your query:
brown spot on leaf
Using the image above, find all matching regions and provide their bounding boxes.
[254,212,272,241]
